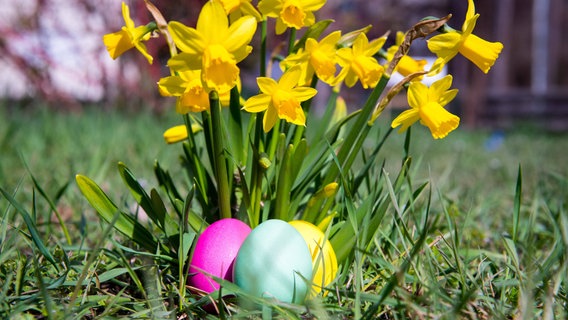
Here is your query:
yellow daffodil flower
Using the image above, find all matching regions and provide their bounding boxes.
[391,75,459,139]
[215,0,262,22]
[167,1,257,93]
[427,0,503,74]
[243,66,318,132]
[258,0,327,35]
[386,32,427,80]
[163,124,203,144]
[102,2,155,64]
[335,33,387,89]
[158,70,237,114]
[281,31,341,86]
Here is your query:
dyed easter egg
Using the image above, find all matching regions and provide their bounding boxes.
[233,219,313,304]
[189,218,252,293]
[289,220,338,297]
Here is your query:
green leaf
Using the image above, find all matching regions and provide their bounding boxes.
[292,19,334,53]
[0,186,59,270]
[118,162,178,238]
[512,165,522,242]
[274,143,294,221]
[227,86,246,164]
[75,174,159,253]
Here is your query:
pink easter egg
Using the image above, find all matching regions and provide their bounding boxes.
[189,218,252,293]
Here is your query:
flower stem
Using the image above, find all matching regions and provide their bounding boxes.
[249,115,265,228]
[209,91,231,219]
[287,28,297,54]
[260,20,267,77]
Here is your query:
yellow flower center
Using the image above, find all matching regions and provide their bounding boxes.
[274,89,302,124]
[203,44,239,92]
[352,56,382,89]
[459,34,503,74]
[178,80,210,113]
[310,49,336,81]
[396,55,427,78]
[419,102,459,139]
[281,0,305,29]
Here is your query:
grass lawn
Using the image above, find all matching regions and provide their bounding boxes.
[1,106,567,318]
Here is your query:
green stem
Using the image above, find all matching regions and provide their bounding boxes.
[209,91,231,219]
[249,116,265,228]
[291,75,318,147]
[260,20,267,77]
[274,141,293,221]
[183,114,208,201]
[288,28,297,54]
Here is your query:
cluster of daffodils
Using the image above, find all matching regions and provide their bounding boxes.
[104,0,502,140]
[94,0,503,305]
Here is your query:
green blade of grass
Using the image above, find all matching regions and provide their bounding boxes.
[512,165,522,242]
[20,156,72,245]
[0,186,59,270]
[75,174,160,254]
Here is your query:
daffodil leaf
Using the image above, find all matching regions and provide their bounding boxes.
[75,174,159,253]
[118,162,179,240]
[338,24,372,48]
[292,19,334,53]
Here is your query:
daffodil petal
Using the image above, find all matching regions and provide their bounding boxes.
[438,89,459,107]
[352,33,368,55]
[429,75,453,102]
[303,0,326,11]
[275,17,288,35]
[243,94,271,112]
[320,30,342,46]
[240,1,263,21]
[168,21,205,54]
[303,11,316,27]
[167,53,202,71]
[427,33,462,58]
[279,66,302,89]
[263,107,279,132]
[462,13,479,37]
[336,47,353,66]
[344,70,358,88]
[224,15,258,53]
[407,81,428,109]
[157,76,186,96]
[391,108,420,133]
[257,77,278,94]
[197,1,229,43]
[134,42,153,64]
[464,0,476,28]
[291,87,318,101]
[365,37,387,56]
[121,2,134,29]
[258,0,281,16]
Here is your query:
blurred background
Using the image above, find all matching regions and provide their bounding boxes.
[1,0,567,130]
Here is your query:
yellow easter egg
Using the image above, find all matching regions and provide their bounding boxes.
[289,220,338,297]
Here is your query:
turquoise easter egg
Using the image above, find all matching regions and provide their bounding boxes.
[233,219,313,304]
